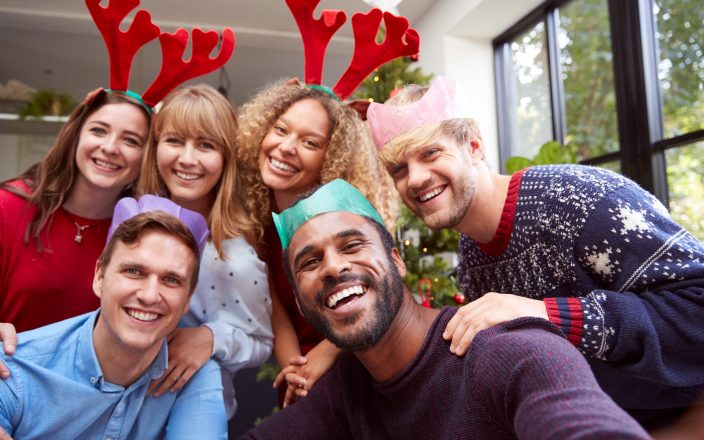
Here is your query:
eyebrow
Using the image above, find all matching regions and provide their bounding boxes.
[89,120,145,143]
[292,228,366,268]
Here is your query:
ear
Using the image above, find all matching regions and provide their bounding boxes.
[92,260,104,300]
[390,248,406,277]
[468,138,484,163]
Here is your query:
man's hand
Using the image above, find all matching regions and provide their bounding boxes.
[443,293,549,356]
[273,340,340,407]
[147,326,214,397]
[0,323,18,379]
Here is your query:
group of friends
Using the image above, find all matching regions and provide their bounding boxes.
[0,0,703,439]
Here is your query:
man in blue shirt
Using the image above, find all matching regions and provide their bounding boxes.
[0,196,226,439]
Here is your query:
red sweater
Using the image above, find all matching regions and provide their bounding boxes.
[0,181,108,332]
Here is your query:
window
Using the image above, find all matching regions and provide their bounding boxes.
[495,0,704,239]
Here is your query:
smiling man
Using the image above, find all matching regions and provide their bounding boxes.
[366,77,704,428]
[241,179,648,440]
[0,195,226,439]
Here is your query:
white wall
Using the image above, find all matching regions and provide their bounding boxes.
[413,0,545,171]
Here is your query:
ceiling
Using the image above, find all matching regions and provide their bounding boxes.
[0,0,438,105]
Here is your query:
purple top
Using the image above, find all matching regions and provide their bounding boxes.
[242,307,649,439]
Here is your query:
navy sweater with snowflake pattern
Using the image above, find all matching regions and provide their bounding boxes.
[458,164,704,415]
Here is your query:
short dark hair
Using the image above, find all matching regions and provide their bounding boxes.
[98,211,201,292]
[282,215,395,291]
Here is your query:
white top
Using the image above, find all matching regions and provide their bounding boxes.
[182,237,273,418]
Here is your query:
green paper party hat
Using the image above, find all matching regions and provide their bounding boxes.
[273,179,384,249]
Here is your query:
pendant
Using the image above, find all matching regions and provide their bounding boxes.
[75,232,83,243]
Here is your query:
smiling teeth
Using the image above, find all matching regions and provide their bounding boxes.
[175,170,200,181]
[418,186,444,202]
[271,158,297,173]
[326,285,365,309]
[127,309,159,322]
[94,159,120,170]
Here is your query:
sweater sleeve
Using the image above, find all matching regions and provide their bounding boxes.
[549,184,704,388]
[472,319,649,440]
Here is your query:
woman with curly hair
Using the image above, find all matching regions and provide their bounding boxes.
[0,90,149,335]
[237,79,397,406]
[138,84,273,419]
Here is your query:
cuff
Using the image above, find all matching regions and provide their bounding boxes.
[544,297,583,346]
[203,321,231,359]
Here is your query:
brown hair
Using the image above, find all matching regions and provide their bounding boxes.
[237,79,398,245]
[0,91,151,250]
[137,84,255,258]
[378,84,483,168]
[98,211,201,292]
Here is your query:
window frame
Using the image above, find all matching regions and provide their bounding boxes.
[493,0,704,207]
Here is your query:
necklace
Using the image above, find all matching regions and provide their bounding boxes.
[73,221,91,244]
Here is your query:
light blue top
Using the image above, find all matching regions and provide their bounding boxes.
[0,311,227,440]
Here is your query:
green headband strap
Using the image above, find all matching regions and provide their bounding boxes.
[106,89,154,114]
[272,179,384,249]
[307,84,341,102]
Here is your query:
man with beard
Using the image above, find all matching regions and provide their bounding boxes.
[241,179,648,439]
[365,77,704,428]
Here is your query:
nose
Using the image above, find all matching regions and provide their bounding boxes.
[135,275,161,306]
[177,142,198,166]
[100,135,120,155]
[406,160,432,193]
[319,250,351,280]
[278,135,297,156]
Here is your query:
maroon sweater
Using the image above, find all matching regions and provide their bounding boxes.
[242,307,648,439]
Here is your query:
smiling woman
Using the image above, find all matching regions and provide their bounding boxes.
[137,84,273,420]
[0,91,151,333]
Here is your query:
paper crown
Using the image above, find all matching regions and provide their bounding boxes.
[367,76,472,149]
[285,0,420,101]
[86,0,235,110]
[272,179,384,249]
[108,195,210,256]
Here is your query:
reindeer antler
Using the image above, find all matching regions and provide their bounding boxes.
[285,0,346,86]
[85,0,160,91]
[140,28,236,107]
[333,9,420,101]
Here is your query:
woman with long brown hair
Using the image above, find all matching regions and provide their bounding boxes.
[0,90,150,332]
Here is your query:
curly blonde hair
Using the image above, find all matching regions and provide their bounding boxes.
[238,79,398,243]
[137,84,255,257]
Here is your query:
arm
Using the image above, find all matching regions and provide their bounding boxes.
[544,188,704,385]
[473,319,649,439]
[165,359,227,440]
[0,360,19,437]
[271,285,302,369]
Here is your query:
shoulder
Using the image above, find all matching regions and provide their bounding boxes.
[469,318,582,373]
[0,180,32,209]
[9,313,91,360]
[524,165,630,198]
[179,359,224,394]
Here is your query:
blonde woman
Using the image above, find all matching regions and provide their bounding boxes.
[238,79,397,406]
[138,84,272,418]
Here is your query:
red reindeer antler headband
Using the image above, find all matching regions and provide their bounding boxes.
[285,0,420,101]
[86,0,235,111]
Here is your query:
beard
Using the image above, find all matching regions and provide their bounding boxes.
[297,257,405,352]
[416,172,476,230]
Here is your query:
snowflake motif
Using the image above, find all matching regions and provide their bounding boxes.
[615,205,651,236]
[584,248,615,278]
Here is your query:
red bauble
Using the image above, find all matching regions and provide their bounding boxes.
[453,292,466,305]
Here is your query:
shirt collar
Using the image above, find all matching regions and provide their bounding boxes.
[75,310,169,390]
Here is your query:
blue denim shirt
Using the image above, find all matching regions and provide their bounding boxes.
[0,311,226,439]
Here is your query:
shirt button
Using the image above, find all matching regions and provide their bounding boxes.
[90,377,97,383]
